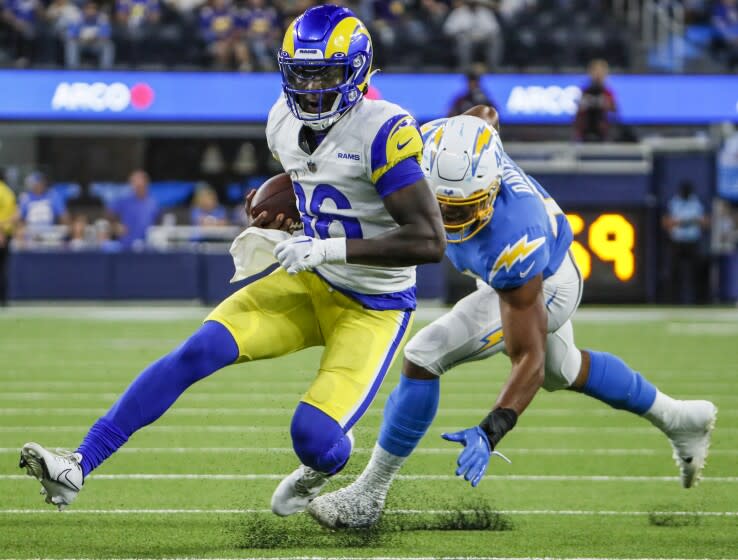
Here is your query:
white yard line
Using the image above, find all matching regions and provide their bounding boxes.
[1,379,735,391]
[7,339,185,350]
[0,408,301,415]
[2,379,735,388]
[3,395,737,418]
[0,508,736,517]
[0,446,735,457]
[0,401,733,418]
[0,425,288,433]
[0,393,310,401]
[2,473,737,482]
[0,425,734,434]
[0,407,735,419]
[0,306,209,321]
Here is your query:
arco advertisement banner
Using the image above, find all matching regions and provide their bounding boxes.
[0,71,736,125]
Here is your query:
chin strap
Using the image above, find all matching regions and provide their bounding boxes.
[304,116,340,131]
[299,87,364,131]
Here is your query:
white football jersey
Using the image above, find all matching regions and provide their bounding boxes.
[266,95,425,309]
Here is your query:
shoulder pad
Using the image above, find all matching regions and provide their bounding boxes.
[370,112,423,184]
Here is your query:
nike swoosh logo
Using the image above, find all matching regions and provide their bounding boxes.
[57,468,80,491]
[396,138,412,151]
[519,261,536,278]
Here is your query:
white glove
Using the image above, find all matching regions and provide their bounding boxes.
[273,235,347,275]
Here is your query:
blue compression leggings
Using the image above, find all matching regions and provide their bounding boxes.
[581,350,657,414]
[76,321,238,477]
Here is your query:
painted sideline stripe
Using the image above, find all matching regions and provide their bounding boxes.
[3,473,736,482]
[4,303,738,322]
[1,446,735,457]
[666,323,738,335]
[0,425,732,435]
[0,508,736,517]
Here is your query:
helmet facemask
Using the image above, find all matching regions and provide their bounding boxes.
[421,115,506,244]
[280,52,368,131]
[436,179,500,243]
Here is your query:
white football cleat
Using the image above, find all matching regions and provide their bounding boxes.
[271,465,329,516]
[308,480,385,529]
[663,400,717,488]
[19,443,84,511]
[271,429,354,516]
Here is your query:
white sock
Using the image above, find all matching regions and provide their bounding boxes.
[643,391,681,432]
[354,444,407,498]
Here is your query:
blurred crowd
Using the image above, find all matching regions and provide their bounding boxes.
[2,159,736,306]
[709,0,738,69]
[0,167,250,259]
[0,0,631,70]
[0,0,284,69]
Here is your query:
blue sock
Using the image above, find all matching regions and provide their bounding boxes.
[77,321,238,477]
[291,402,352,475]
[378,375,440,457]
[582,350,657,414]
[76,418,128,477]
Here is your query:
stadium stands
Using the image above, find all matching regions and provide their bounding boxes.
[1,0,733,71]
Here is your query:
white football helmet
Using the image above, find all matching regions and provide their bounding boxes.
[421,115,504,242]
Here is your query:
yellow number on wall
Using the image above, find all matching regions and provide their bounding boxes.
[565,213,591,280]
[589,214,635,281]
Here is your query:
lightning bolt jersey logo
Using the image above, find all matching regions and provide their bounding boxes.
[477,328,504,354]
[490,234,545,280]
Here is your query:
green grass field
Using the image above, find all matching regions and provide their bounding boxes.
[1,306,737,559]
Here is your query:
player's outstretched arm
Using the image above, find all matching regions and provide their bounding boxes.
[442,276,547,486]
[344,178,446,266]
[494,275,548,414]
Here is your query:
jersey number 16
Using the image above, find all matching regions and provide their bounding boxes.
[293,181,364,240]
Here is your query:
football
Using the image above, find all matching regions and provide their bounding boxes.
[250,172,300,223]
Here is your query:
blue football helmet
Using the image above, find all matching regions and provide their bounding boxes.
[278,5,373,130]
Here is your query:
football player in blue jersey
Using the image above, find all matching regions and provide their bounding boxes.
[19,5,446,513]
[307,108,718,529]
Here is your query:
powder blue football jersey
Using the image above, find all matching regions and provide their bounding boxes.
[446,153,573,290]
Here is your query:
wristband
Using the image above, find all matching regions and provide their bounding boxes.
[322,237,347,264]
[479,407,518,449]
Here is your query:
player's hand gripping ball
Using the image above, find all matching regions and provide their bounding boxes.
[246,173,301,231]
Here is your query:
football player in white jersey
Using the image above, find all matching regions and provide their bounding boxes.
[307,107,718,529]
[18,5,445,514]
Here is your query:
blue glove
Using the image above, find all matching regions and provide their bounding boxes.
[442,426,511,487]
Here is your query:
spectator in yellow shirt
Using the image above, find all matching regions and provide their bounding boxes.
[0,171,17,306]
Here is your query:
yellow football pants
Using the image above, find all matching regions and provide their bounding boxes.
[206,268,413,428]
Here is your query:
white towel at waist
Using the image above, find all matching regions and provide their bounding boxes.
[229,227,291,283]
